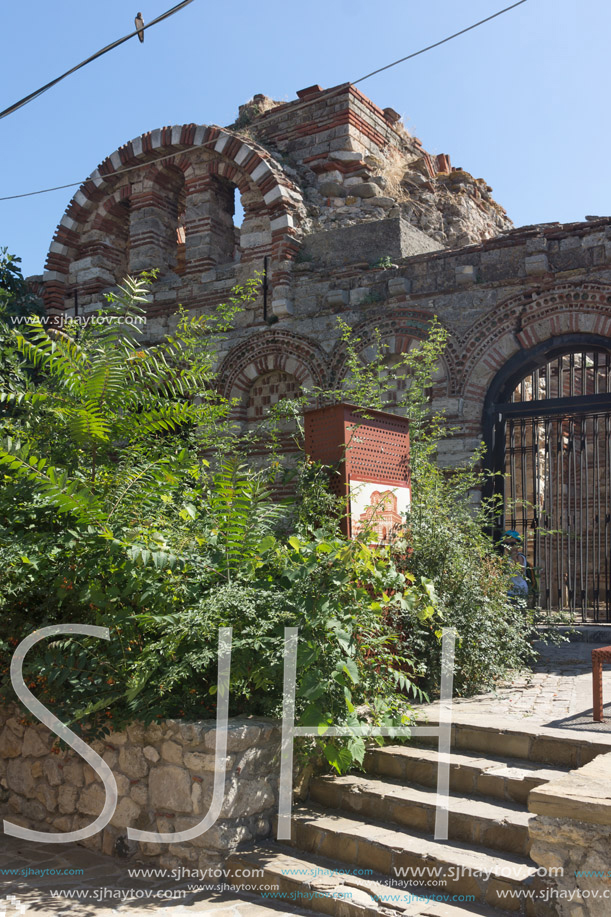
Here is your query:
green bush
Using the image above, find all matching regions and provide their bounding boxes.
[393,457,535,696]
[310,312,537,697]
[0,263,539,774]
[0,272,436,774]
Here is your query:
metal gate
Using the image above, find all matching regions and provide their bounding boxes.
[488,346,611,621]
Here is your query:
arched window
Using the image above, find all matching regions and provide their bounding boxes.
[128,164,185,276]
[244,369,303,479]
[247,370,301,429]
[340,342,446,415]
[206,175,238,265]
[70,194,131,293]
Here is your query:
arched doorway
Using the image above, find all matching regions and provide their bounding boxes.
[484,335,611,620]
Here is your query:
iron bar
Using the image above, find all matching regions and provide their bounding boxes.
[497,348,611,621]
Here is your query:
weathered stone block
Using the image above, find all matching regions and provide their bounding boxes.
[235,745,277,778]
[325,289,349,306]
[161,741,183,766]
[43,757,62,787]
[111,796,141,828]
[526,236,548,253]
[119,746,148,779]
[58,785,78,815]
[302,217,441,267]
[329,151,363,162]
[143,745,160,763]
[149,765,192,813]
[35,783,57,812]
[77,784,106,817]
[130,783,148,806]
[349,183,381,199]
[184,751,231,774]
[387,276,411,297]
[350,287,372,306]
[318,180,344,198]
[5,718,25,738]
[0,727,22,758]
[7,759,35,797]
[271,298,294,317]
[221,775,275,818]
[63,759,84,787]
[455,265,477,285]
[525,253,550,275]
[205,723,262,753]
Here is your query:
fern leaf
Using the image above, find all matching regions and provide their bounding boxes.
[0,438,102,521]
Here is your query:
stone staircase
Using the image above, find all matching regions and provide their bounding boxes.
[228,715,611,916]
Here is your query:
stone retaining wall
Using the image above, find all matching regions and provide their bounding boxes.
[0,706,281,871]
[529,751,611,916]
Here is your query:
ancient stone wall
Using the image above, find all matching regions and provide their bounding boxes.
[0,707,280,871]
[40,83,611,472]
[248,84,512,248]
[529,752,611,916]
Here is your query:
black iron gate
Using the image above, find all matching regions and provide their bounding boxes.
[487,344,611,621]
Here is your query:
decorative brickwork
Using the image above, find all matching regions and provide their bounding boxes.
[218,330,327,422]
[246,371,301,421]
[44,127,306,313]
[39,84,611,469]
[328,312,452,395]
[461,283,611,403]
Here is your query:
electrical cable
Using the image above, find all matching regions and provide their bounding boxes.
[0,0,197,122]
[0,0,528,203]
[353,0,528,86]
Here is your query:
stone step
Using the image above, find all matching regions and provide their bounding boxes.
[278,805,544,913]
[363,745,570,805]
[309,774,532,856]
[412,711,611,767]
[228,846,511,917]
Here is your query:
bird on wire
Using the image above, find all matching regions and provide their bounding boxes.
[135,12,145,42]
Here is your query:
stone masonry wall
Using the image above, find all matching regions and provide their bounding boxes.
[248,83,512,248]
[528,752,611,916]
[40,81,611,474]
[0,707,281,871]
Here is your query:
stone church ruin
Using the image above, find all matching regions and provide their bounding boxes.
[42,82,611,619]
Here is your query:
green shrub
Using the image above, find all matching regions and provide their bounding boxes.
[0,263,540,774]
[309,312,538,696]
[0,273,436,774]
[392,456,535,696]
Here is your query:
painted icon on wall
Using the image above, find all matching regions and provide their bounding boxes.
[349,479,411,543]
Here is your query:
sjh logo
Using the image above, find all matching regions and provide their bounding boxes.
[0,897,28,915]
[4,624,456,846]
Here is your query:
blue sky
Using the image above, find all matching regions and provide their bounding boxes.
[1,0,608,277]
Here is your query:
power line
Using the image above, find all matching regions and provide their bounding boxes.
[219,0,530,129]
[0,0,197,122]
[0,0,529,203]
[352,0,529,86]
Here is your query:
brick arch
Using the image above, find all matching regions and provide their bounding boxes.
[44,125,305,312]
[328,311,455,394]
[460,282,611,405]
[69,187,132,291]
[217,331,328,422]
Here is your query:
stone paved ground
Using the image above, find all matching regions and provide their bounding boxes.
[3,632,611,915]
[0,834,308,915]
[446,632,611,731]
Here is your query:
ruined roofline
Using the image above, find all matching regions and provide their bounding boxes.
[250,82,407,133]
[294,216,611,281]
[402,215,611,264]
